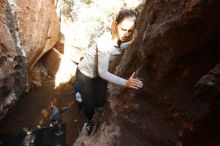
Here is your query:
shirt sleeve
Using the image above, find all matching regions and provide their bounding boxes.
[120,42,130,50]
[96,40,127,86]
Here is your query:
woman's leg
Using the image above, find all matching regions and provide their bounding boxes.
[76,69,95,121]
[94,77,107,108]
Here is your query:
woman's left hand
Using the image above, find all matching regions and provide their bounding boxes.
[126,72,143,89]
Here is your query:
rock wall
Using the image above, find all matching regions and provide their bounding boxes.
[0,0,59,119]
[15,0,59,71]
[74,0,220,145]
[0,0,27,119]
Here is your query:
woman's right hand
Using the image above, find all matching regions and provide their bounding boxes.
[126,72,143,89]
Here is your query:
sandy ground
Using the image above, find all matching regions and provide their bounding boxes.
[0,79,85,146]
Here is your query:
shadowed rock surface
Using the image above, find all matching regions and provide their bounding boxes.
[0,0,27,120]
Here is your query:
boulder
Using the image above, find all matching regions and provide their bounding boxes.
[0,0,59,119]
[15,0,59,71]
[0,0,27,119]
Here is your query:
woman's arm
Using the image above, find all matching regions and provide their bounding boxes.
[97,50,143,89]
[97,50,127,86]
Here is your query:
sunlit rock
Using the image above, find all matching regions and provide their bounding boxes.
[15,0,59,71]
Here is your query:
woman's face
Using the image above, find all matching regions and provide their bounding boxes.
[116,18,135,42]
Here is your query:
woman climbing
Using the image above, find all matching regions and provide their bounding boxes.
[76,8,143,135]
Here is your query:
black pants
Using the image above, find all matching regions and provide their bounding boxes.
[76,69,107,121]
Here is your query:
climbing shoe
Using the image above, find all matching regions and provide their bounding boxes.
[85,120,93,135]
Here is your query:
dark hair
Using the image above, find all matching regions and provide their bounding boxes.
[111,8,137,39]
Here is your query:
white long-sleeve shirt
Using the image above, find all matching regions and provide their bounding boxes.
[78,32,130,86]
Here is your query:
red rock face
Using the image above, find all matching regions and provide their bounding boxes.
[0,0,15,106]
[0,0,27,119]
[74,0,220,145]
[15,0,59,71]
[0,0,59,119]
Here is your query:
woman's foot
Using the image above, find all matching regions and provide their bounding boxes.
[82,121,94,135]
[85,120,93,135]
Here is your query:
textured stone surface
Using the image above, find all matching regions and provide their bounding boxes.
[15,0,59,70]
[74,0,220,145]
[0,0,59,119]
[42,48,62,77]
[0,0,27,119]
